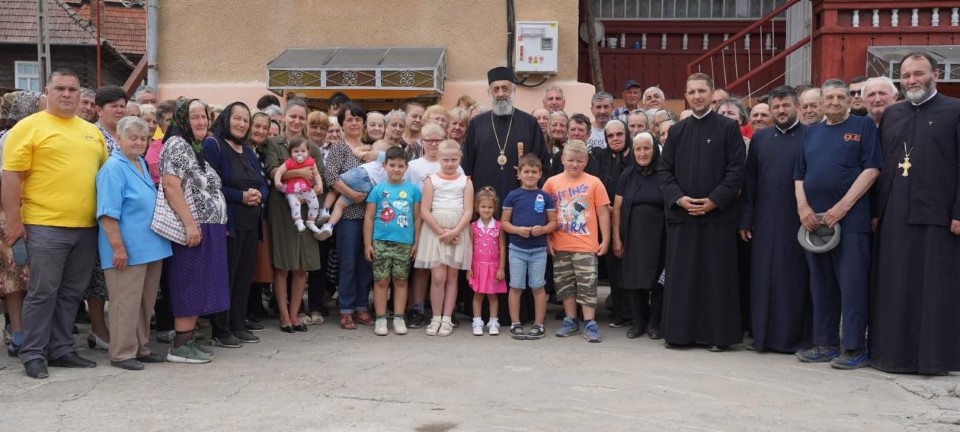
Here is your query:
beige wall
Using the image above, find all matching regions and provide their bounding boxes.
[157,0,599,115]
[158,0,579,83]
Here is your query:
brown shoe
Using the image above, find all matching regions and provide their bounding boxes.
[339,314,357,330]
[353,310,375,326]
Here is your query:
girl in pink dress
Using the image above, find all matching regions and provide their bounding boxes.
[468,187,507,336]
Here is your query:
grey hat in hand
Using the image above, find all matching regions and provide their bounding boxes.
[797,213,841,253]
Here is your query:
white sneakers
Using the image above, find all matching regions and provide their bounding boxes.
[374,317,388,336]
[487,320,500,336]
[393,316,408,335]
[472,319,484,336]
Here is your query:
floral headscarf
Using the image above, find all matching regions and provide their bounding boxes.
[163,98,207,168]
[1,91,43,123]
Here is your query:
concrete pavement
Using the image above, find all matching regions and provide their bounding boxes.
[1,307,958,431]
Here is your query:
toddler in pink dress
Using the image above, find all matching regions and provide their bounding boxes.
[468,187,506,336]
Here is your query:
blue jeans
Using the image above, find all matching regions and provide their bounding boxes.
[19,226,97,362]
[507,244,547,289]
[338,168,374,206]
[336,219,372,314]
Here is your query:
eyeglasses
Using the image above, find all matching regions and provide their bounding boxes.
[849,90,861,97]
[421,138,443,144]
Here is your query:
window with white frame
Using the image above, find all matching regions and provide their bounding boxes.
[15,61,41,91]
[592,0,787,19]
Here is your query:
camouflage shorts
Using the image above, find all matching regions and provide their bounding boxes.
[553,251,598,307]
[372,240,412,281]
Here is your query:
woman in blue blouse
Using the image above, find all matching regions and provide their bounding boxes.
[96,117,173,370]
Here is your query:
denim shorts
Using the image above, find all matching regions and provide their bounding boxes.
[338,167,374,205]
[507,244,547,289]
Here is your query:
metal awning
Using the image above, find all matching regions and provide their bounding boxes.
[867,45,960,83]
[266,47,446,99]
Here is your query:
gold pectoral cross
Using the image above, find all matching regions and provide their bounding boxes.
[898,155,913,177]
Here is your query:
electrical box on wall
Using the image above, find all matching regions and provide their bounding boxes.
[514,21,558,74]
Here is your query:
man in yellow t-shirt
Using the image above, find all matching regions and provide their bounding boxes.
[2,69,107,379]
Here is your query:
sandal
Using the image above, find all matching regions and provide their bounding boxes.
[339,314,357,330]
[298,313,314,325]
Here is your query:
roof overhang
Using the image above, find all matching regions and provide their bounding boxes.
[867,45,960,83]
[266,47,446,100]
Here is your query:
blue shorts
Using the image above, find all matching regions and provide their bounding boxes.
[508,244,547,289]
[338,167,374,205]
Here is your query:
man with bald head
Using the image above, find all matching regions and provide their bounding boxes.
[642,86,665,111]
[862,77,899,126]
[798,88,822,125]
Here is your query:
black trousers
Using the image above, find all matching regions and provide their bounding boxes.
[213,228,258,336]
[154,258,174,332]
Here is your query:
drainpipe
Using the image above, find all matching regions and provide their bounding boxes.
[146,0,158,89]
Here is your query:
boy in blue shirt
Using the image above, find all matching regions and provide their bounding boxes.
[364,147,422,336]
[502,154,557,340]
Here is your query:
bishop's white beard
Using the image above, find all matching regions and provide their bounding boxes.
[491,98,515,116]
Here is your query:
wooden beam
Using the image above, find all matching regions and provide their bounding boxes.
[123,56,148,97]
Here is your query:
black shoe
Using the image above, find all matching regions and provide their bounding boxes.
[23,359,49,379]
[647,327,662,340]
[280,325,295,333]
[708,345,727,353]
[235,330,261,343]
[293,324,308,332]
[626,326,646,339]
[48,352,97,368]
[111,359,145,370]
[406,310,426,329]
[211,335,242,348]
[136,353,166,363]
[450,314,460,328]
[608,317,632,328]
[245,320,266,332]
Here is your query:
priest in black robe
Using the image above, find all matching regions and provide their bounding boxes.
[461,67,549,322]
[462,67,549,200]
[658,73,745,351]
[871,52,960,375]
[737,86,812,353]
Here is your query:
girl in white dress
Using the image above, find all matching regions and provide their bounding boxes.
[415,140,474,336]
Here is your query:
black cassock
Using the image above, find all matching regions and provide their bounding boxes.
[462,108,548,321]
[738,122,812,353]
[462,109,549,198]
[872,94,960,374]
[659,111,745,346]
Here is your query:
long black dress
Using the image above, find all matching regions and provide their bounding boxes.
[658,111,745,347]
[871,93,960,374]
[738,122,812,353]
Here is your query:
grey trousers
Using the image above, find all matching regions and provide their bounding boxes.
[19,225,98,362]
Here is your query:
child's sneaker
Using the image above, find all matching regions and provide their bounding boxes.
[472,318,484,336]
[425,317,441,336]
[555,317,581,337]
[830,349,870,370]
[316,208,331,225]
[487,320,500,336]
[305,220,322,234]
[294,220,306,232]
[583,320,602,343]
[525,324,545,340]
[374,317,388,336]
[393,316,408,335]
[314,223,333,241]
[509,324,527,340]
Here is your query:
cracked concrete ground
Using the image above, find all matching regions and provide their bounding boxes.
[1,304,958,431]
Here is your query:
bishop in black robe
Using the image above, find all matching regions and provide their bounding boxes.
[658,110,745,348]
[461,108,548,199]
[872,91,960,374]
[738,120,812,353]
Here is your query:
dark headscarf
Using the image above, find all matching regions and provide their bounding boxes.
[211,101,251,144]
[617,134,662,240]
[603,119,631,155]
[163,98,207,169]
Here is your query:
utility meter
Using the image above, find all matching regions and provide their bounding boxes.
[514,21,558,74]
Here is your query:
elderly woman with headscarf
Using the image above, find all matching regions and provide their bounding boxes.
[612,132,665,339]
[202,102,269,347]
[0,91,43,357]
[586,119,633,328]
[96,116,172,370]
[158,98,229,363]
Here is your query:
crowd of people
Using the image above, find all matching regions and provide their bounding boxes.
[0,51,957,380]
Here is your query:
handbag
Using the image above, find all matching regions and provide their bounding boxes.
[151,182,188,245]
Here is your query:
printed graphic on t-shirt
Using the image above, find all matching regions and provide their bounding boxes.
[378,189,411,229]
[554,183,591,235]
